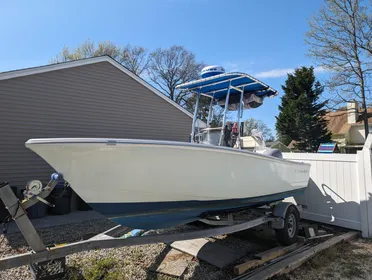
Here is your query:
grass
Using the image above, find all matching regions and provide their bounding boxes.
[341,261,364,278]
[84,257,120,280]
[66,255,180,280]
[306,246,338,269]
[282,240,371,280]
[323,270,334,278]
[67,257,123,280]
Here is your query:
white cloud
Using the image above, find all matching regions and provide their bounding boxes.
[255,68,294,78]
[314,66,328,73]
[224,61,255,73]
[254,66,329,79]
[225,62,239,72]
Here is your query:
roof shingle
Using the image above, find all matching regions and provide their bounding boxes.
[324,108,372,135]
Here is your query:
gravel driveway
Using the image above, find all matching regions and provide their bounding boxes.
[1,216,363,280]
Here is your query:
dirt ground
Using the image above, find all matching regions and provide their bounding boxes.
[277,238,372,280]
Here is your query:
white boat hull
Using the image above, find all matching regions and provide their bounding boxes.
[26,138,310,228]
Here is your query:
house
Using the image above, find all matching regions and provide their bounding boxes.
[324,100,372,153]
[0,56,204,189]
[266,141,291,152]
[287,101,372,153]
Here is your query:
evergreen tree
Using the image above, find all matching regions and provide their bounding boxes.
[276,67,331,152]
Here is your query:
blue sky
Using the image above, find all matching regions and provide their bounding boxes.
[1,0,329,133]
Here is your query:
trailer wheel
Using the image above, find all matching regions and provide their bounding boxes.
[275,205,299,245]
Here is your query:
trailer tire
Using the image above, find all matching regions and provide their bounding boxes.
[275,205,299,245]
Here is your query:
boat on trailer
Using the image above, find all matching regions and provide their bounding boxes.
[25,67,310,230]
[0,66,312,273]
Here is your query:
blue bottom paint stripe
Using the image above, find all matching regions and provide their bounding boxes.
[88,188,306,229]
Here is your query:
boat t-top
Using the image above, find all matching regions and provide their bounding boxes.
[178,65,278,150]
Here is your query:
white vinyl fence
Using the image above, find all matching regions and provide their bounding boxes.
[283,134,372,237]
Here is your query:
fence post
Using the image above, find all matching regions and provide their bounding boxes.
[358,150,369,237]
[359,134,372,237]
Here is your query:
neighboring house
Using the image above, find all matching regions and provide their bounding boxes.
[266,141,291,152]
[288,101,372,153]
[324,100,372,153]
[0,56,204,189]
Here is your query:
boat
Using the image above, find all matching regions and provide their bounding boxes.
[25,66,310,229]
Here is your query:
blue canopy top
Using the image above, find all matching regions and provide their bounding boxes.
[176,72,278,100]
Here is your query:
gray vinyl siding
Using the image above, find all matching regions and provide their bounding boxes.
[0,62,192,188]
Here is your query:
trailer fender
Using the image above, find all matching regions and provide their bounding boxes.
[273,202,298,219]
[269,217,285,229]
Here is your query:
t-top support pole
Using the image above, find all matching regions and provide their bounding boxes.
[206,92,215,128]
[236,86,245,149]
[219,81,232,146]
[190,88,201,143]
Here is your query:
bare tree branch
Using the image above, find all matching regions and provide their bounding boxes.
[119,45,150,76]
[50,40,150,77]
[244,118,274,141]
[305,0,372,138]
[147,45,204,102]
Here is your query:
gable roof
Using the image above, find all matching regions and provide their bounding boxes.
[287,140,296,149]
[324,110,351,135]
[266,141,280,147]
[0,56,205,126]
[324,108,372,135]
[266,141,286,148]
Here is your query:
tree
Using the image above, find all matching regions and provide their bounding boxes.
[276,67,332,152]
[210,107,225,127]
[243,118,275,141]
[119,45,150,76]
[51,39,121,62]
[147,45,204,104]
[182,94,212,123]
[305,0,372,138]
[51,39,150,77]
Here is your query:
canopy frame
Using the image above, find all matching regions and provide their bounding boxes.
[176,72,278,147]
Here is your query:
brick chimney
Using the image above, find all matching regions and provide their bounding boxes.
[347,100,358,124]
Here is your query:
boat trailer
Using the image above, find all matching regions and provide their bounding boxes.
[0,174,300,278]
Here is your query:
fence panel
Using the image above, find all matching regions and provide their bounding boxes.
[283,153,361,230]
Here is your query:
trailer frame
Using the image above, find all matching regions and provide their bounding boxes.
[0,174,299,275]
